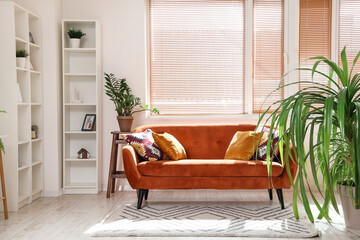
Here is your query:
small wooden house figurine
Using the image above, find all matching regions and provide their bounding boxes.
[77,148,90,159]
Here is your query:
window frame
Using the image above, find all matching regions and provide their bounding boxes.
[146,0,341,118]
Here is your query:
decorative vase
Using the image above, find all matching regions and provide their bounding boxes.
[16,57,26,68]
[117,116,134,132]
[70,38,81,48]
[338,185,360,230]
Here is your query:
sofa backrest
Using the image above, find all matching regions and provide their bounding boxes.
[132,124,258,159]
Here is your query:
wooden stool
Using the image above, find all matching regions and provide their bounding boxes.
[0,137,8,219]
[106,131,128,198]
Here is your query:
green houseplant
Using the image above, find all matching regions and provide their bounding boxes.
[67,28,86,48]
[16,49,28,68]
[104,73,159,132]
[257,46,360,229]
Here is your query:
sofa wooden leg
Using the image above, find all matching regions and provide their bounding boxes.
[268,189,273,200]
[276,189,285,209]
[144,189,149,200]
[137,189,145,209]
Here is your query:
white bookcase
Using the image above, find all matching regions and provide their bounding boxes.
[62,20,102,194]
[0,2,43,211]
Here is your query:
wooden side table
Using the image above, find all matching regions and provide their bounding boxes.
[106,131,128,198]
[0,135,8,219]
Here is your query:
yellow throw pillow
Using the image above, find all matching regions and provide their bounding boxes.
[152,132,187,160]
[224,131,263,160]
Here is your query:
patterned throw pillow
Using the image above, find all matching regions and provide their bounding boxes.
[122,129,165,162]
[254,126,280,162]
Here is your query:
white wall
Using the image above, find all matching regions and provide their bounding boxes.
[62,0,259,190]
[0,0,63,196]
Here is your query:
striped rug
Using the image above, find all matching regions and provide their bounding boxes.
[91,204,320,238]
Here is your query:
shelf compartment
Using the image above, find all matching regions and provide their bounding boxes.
[64,75,96,104]
[32,164,43,195]
[32,140,43,164]
[64,161,97,188]
[31,105,42,139]
[18,106,30,142]
[64,51,96,74]
[64,133,96,159]
[30,73,42,103]
[63,21,96,48]
[64,105,96,132]
[18,167,31,201]
[18,142,30,169]
[15,6,28,41]
[17,70,30,103]
[29,13,40,46]
[29,45,41,72]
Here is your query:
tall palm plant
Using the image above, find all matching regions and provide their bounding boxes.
[257,46,360,222]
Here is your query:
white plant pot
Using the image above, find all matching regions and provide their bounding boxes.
[70,38,81,48]
[338,185,360,230]
[16,57,26,68]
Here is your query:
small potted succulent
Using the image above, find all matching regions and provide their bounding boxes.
[16,49,28,68]
[104,73,159,132]
[67,28,86,48]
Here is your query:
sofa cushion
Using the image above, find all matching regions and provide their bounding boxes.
[224,131,263,160]
[122,129,165,162]
[137,159,283,177]
[254,126,280,162]
[152,132,187,160]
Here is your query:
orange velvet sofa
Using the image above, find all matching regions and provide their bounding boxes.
[122,124,298,209]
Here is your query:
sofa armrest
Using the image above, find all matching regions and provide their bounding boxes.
[122,145,142,189]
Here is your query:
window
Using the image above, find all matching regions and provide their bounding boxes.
[148,0,285,116]
[149,0,245,115]
[299,0,331,89]
[253,0,284,113]
[339,0,360,74]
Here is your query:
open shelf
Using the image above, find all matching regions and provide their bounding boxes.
[64,51,96,74]
[62,20,100,194]
[64,133,96,159]
[0,1,44,211]
[64,161,97,188]
[63,21,96,48]
[64,105,96,132]
[64,48,95,52]
[18,106,30,142]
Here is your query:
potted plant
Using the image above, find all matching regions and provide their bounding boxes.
[67,28,86,48]
[257,46,360,229]
[16,49,28,68]
[104,73,159,132]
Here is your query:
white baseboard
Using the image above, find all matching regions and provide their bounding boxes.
[43,189,63,197]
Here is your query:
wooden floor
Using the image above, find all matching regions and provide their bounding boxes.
[0,189,358,240]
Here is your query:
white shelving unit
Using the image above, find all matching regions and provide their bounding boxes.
[0,2,43,211]
[62,20,102,194]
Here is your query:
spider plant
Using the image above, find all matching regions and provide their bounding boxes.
[257,46,360,222]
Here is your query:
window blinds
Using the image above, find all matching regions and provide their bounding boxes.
[253,0,284,113]
[339,0,360,75]
[149,0,245,115]
[299,0,331,90]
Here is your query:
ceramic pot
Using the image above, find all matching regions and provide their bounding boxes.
[70,38,81,48]
[16,57,26,68]
[338,185,360,230]
[117,116,134,132]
